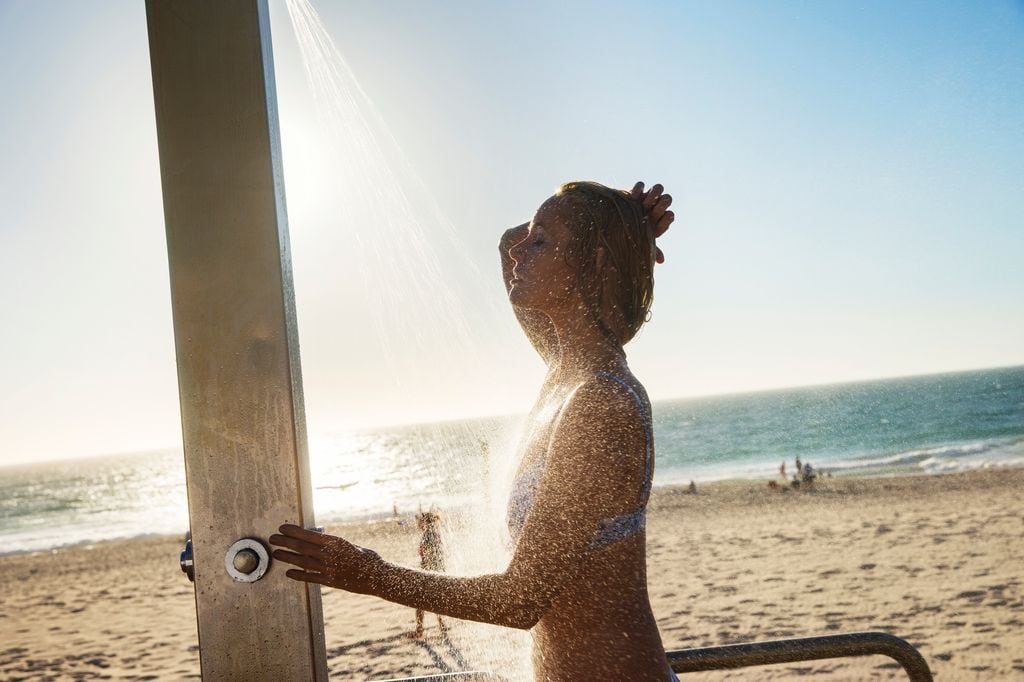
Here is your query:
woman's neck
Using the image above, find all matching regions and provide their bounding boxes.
[547,314,625,380]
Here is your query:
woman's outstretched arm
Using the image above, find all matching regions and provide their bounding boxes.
[270,378,647,630]
[500,223,559,364]
[269,525,545,629]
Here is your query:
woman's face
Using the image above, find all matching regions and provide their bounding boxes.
[507,196,581,313]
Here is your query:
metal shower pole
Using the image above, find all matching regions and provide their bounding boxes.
[146,1,327,678]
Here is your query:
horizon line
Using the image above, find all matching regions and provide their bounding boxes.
[3,361,1021,470]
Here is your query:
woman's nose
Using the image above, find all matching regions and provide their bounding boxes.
[508,236,529,261]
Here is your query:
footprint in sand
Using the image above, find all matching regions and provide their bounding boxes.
[956,590,986,602]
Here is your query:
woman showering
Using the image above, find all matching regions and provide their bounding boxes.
[271,180,676,680]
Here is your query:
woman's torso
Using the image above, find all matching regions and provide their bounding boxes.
[508,367,670,681]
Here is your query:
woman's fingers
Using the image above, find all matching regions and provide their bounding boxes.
[648,194,674,241]
[655,210,675,238]
[272,548,326,573]
[649,194,672,222]
[277,524,331,546]
[268,533,324,556]
[271,523,382,593]
[630,182,675,263]
[643,184,664,209]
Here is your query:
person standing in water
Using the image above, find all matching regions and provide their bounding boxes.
[272,180,677,680]
[413,510,448,638]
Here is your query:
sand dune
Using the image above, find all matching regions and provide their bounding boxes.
[2,468,1022,680]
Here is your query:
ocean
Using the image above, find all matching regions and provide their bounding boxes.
[2,365,1022,556]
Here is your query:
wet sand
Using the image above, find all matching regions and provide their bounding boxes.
[1,468,1022,680]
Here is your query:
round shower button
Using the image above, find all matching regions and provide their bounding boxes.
[233,548,260,574]
[225,538,271,583]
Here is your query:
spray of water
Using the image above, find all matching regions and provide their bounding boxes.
[283,0,493,374]
[282,0,531,677]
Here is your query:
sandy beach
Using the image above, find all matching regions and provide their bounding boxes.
[2,468,1022,680]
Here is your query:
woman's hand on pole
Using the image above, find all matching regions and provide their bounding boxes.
[270,524,382,594]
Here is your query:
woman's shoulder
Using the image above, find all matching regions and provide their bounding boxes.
[575,369,650,414]
[546,372,652,494]
[555,371,650,444]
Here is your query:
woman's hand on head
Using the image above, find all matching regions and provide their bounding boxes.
[270,524,382,594]
[630,182,674,263]
[500,222,530,250]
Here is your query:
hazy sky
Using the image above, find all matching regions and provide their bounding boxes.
[1,0,1022,466]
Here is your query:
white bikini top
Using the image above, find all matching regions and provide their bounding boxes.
[506,372,654,550]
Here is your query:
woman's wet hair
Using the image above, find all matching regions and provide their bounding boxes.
[556,181,655,345]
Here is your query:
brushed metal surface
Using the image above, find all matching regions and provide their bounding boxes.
[146,1,327,678]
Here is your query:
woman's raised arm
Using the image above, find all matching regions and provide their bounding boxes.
[500,223,559,365]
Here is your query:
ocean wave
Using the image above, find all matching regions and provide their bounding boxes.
[829,438,1024,473]
[653,437,1024,486]
[0,527,189,558]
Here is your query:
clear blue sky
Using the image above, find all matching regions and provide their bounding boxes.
[1,0,1022,465]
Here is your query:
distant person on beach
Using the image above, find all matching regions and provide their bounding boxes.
[795,457,802,475]
[413,511,447,638]
[272,180,678,680]
[479,439,492,506]
[393,502,407,526]
[779,461,786,478]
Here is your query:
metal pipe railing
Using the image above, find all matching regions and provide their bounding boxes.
[667,631,933,681]
[379,630,932,681]
[378,674,504,682]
